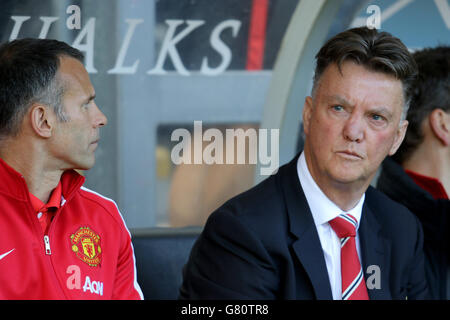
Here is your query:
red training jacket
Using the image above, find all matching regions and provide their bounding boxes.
[0,158,143,299]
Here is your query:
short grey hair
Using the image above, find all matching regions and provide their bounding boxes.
[312,27,417,124]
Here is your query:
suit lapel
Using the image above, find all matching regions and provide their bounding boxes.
[359,200,392,300]
[279,155,333,300]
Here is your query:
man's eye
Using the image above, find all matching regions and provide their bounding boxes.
[332,105,344,111]
[83,101,92,109]
[371,114,384,121]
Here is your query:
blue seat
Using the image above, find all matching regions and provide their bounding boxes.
[131,227,201,300]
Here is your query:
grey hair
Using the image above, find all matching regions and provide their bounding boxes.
[311,27,417,126]
[33,75,69,122]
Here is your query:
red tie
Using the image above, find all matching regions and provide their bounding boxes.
[329,213,369,300]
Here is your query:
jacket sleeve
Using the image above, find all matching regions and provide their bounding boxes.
[112,216,144,300]
[179,208,278,299]
[406,214,430,300]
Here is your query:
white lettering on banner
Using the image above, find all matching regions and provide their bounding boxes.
[39,17,59,39]
[8,15,241,76]
[107,19,144,74]
[148,19,205,76]
[9,16,30,41]
[72,17,97,73]
[171,121,279,176]
[200,19,242,76]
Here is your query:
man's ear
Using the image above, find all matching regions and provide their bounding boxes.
[302,96,314,136]
[429,109,450,146]
[388,119,408,156]
[30,104,53,138]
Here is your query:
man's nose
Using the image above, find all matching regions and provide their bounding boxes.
[343,113,364,143]
[93,103,107,127]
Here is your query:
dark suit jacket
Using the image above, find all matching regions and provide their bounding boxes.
[378,157,450,299]
[180,154,429,299]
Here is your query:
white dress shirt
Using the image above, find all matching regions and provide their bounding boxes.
[297,151,365,300]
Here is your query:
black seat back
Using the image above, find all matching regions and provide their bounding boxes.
[131,227,201,300]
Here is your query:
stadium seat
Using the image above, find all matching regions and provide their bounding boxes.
[131,227,202,300]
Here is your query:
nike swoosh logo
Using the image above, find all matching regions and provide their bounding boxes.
[0,249,15,261]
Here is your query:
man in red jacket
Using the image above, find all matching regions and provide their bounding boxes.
[0,38,143,299]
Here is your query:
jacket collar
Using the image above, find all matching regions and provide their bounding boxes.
[358,192,392,300]
[279,153,333,300]
[0,157,85,203]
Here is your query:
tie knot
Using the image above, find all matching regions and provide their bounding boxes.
[329,213,357,238]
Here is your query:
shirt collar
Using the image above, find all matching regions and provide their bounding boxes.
[29,181,62,213]
[297,151,365,229]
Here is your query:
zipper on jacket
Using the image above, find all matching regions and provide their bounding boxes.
[43,235,52,255]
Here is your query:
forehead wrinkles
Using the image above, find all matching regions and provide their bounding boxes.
[315,63,404,112]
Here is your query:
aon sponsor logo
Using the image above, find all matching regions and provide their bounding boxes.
[66,265,104,296]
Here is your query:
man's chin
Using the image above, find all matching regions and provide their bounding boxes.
[327,168,367,186]
[74,158,95,171]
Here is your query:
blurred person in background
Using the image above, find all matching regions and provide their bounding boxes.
[377,46,450,300]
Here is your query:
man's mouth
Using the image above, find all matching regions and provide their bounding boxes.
[336,150,364,160]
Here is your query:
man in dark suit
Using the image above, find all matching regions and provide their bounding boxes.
[180,27,429,300]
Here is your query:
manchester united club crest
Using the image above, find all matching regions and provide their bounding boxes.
[70,226,102,267]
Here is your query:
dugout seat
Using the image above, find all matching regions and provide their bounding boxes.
[131,226,201,300]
